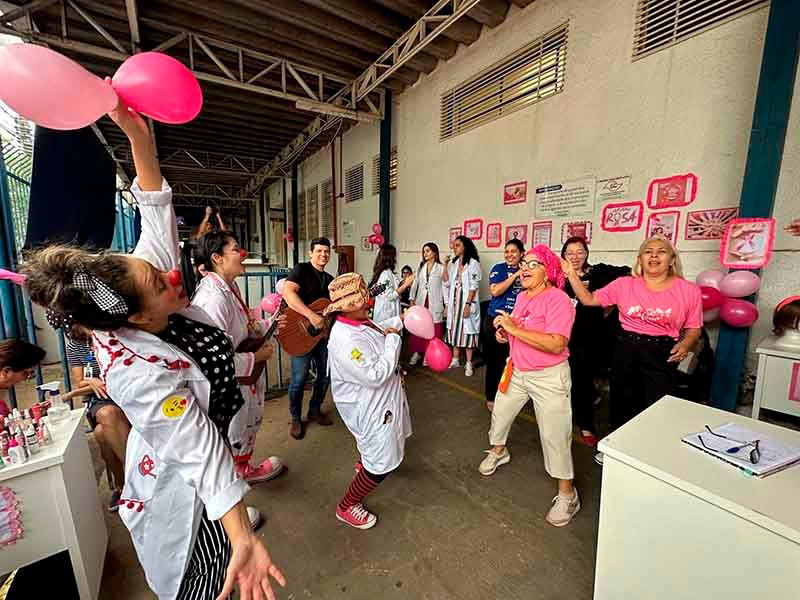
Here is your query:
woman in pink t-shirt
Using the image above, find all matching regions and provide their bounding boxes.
[479,245,580,528]
[562,236,702,464]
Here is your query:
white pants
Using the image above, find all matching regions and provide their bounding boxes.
[229,376,265,463]
[489,361,574,480]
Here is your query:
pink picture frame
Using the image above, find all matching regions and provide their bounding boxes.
[790,363,800,404]
[600,201,643,232]
[505,224,528,245]
[486,222,502,248]
[646,211,680,245]
[531,221,553,247]
[448,227,462,249]
[463,218,484,241]
[685,207,738,240]
[646,173,698,209]
[503,181,528,205]
[561,221,593,244]
[720,217,776,269]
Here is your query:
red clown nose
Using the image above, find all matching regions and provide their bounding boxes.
[167,269,182,287]
[239,248,248,260]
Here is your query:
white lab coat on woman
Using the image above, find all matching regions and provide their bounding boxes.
[192,272,266,461]
[95,178,251,600]
[327,315,412,474]
[372,269,401,323]
[444,258,482,335]
[409,262,446,323]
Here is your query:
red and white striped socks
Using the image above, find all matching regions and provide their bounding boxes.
[337,469,381,511]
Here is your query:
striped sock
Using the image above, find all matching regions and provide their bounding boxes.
[338,469,380,511]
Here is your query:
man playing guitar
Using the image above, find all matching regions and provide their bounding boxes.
[282,237,335,439]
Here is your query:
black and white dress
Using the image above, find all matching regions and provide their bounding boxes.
[156,314,245,600]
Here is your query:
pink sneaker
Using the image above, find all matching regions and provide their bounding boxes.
[236,456,283,484]
[354,460,363,473]
[335,503,377,530]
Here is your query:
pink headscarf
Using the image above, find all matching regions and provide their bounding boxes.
[527,244,565,289]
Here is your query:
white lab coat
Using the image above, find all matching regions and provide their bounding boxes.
[409,262,446,323]
[192,272,266,460]
[372,269,401,323]
[327,315,412,474]
[95,178,249,600]
[444,258,482,335]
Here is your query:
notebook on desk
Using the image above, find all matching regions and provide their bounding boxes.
[682,422,800,478]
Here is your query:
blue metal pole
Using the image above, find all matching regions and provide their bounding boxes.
[710,0,800,411]
[56,328,72,394]
[22,292,43,388]
[0,147,20,339]
[379,89,393,243]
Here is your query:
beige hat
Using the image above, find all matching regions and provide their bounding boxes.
[323,273,369,316]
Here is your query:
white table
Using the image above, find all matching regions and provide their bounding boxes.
[595,396,800,600]
[752,335,800,420]
[0,409,107,599]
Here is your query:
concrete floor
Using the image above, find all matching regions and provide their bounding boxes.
[96,363,603,600]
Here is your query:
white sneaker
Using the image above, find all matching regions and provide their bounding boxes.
[449,357,459,369]
[545,489,581,527]
[594,452,604,466]
[422,357,429,367]
[478,448,510,476]
[409,353,422,366]
[465,362,474,377]
[246,506,263,531]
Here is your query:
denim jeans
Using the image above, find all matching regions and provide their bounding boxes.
[288,341,330,422]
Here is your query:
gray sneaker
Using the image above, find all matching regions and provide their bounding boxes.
[478,448,510,476]
[545,489,581,527]
[594,452,604,466]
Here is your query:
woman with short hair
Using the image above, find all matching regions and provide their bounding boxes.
[0,339,45,417]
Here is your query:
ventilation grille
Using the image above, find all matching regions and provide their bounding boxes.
[320,178,334,239]
[371,147,398,195]
[440,22,568,142]
[633,0,768,60]
[297,189,307,241]
[345,163,364,203]
[306,185,319,239]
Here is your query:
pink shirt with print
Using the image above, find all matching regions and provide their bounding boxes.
[509,287,575,371]
[594,276,702,339]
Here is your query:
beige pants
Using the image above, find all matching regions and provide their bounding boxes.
[489,361,574,480]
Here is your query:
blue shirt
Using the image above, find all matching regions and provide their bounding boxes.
[488,262,523,317]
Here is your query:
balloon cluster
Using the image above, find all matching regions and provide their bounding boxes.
[0,44,203,130]
[404,306,452,372]
[367,224,385,247]
[696,269,759,327]
[259,279,286,315]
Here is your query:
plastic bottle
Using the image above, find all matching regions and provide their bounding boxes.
[8,438,26,465]
[39,417,52,445]
[12,426,26,458]
[0,431,9,458]
[46,389,70,428]
[24,422,39,455]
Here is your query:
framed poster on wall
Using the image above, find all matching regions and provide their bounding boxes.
[720,217,776,269]
[463,218,484,240]
[505,224,528,245]
[531,221,552,247]
[646,173,697,209]
[561,221,593,244]
[503,181,527,205]
[448,226,462,249]
[601,201,643,232]
[685,207,738,240]
[361,236,372,251]
[646,211,680,245]
[486,222,502,248]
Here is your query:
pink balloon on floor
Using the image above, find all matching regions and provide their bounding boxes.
[695,269,726,289]
[703,308,720,323]
[260,293,281,314]
[720,298,759,327]
[112,52,202,124]
[372,224,382,235]
[404,305,435,340]
[719,271,761,298]
[699,286,724,311]
[0,44,118,130]
[424,338,452,372]
[275,278,287,295]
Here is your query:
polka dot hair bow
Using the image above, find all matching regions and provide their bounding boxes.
[73,270,129,316]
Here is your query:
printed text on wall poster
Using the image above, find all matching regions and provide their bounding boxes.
[600,201,643,232]
[532,221,552,247]
[535,176,596,219]
[595,176,631,203]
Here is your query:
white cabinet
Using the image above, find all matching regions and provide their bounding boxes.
[752,335,800,420]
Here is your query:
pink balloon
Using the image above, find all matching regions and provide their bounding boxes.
[424,338,452,372]
[720,298,759,327]
[719,271,761,298]
[703,308,720,323]
[368,234,379,244]
[260,292,281,314]
[373,234,385,246]
[695,269,726,290]
[404,305,435,339]
[112,52,202,124]
[372,224,383,235]
[275,278,287,296]
[700,286,725,311]
[0,44,118,130]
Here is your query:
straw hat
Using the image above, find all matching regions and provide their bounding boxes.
[323,273,369,316]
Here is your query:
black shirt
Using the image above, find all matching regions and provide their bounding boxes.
[563,263,630,347]
[287,262,334,306]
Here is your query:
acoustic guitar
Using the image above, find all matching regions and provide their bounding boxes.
[275,281,391,357]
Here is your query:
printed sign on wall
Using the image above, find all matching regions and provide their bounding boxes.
[720,217,776,269]
[646,173,697,209]
[505,224,528,245]
[685,207,738,240]
[361,236,372,251]
[561,221,593,244]
[646,211,680,245]
[448,227,462,249]
[600,201,643,232]
[503,181,527,205]
[463,218,484,240]
[596,176,631,203]
[486,222,502,248]
[535,176,596,218]
[531,221,553,247]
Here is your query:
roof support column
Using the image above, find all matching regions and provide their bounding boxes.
[378,89,392,244]
[260,187,269,263]
[291,163,299,266]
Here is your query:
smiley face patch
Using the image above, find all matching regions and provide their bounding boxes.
[162,394,188,419]
[350,348,364,364]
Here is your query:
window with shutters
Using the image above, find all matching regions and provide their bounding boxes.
[633,0,767,60]
[345,163,364,203]
[306,185,319,239]
[297,189,307,241]
[440,22,567,142]
[371,147,398,196]
[320,178,334,239]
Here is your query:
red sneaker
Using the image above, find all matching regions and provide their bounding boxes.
[335,503,377,530]
[354,460,363,473]
[236,456,283,484]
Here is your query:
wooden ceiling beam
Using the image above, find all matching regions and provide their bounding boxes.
[371,0,482,45]
[466,0,510,28]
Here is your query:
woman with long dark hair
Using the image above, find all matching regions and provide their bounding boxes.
[445,236,481,376]
[370,244,414,323]
[560,236,629,447]
[408,242,446,366]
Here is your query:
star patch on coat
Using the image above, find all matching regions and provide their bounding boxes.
[162,394,188,418]
[350,348,364,364]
